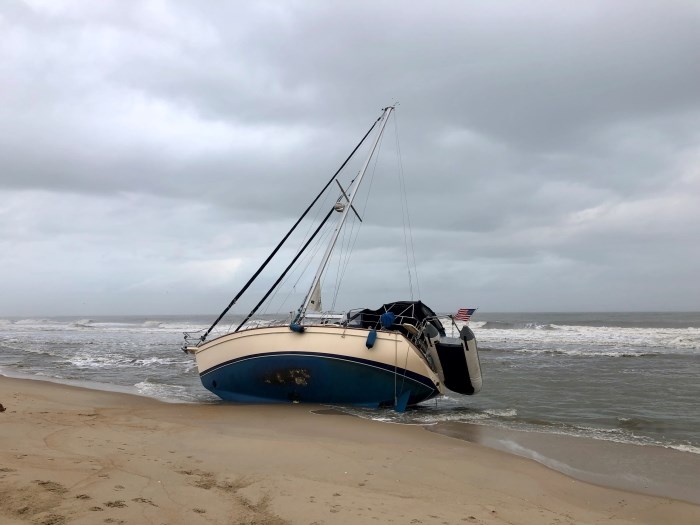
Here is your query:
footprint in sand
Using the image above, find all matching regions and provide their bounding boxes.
[132,497,158,507]
[34,480,68,495]
[37,513,65,525]
[104,500,127,508]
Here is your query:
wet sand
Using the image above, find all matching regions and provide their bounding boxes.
[1,376,699,525]
[429,422,700,505]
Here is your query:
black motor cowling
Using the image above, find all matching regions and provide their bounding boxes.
[435,326,482,395]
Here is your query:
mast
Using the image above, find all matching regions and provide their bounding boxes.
[297,105,395,320]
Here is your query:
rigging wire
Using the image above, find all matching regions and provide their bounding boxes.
[240,109,409,324]
[252,149,366,317]
[199,115,382,341]
[264,185,351,315]
[292,177,337,262]
[330,177,363,311]
[296,106,394,320]
[264,218,336,315]
[330,209,358,311]
[330,128,386,311]
[393,113,421,300]
[234,207,335,332]
[264,179,357,317]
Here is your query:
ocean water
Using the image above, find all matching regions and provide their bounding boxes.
[1,312,698,457]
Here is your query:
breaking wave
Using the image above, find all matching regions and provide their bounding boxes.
[480,321,558,330]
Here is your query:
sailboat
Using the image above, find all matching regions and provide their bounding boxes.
[183,106,482,410]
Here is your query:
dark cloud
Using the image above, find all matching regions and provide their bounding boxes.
[1,0,699,315]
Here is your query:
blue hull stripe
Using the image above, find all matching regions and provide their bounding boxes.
[199,351,439,406]
[200,350,437,391]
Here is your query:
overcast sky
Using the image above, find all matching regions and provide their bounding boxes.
[2,0,700,316]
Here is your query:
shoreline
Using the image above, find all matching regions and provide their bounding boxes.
[1,376,699,524]
[7,370,700,504]
[0,367,208,404]
[3,371,699,504]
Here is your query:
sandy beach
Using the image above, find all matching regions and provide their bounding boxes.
[1,376,698,525]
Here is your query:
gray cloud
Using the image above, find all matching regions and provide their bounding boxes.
[1,0,699,315]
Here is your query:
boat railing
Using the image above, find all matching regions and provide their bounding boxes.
[300,312,346,325]
[183,317,292,348]
[183,311,449,351]
[339,311,450,357]
[182,329,207,348]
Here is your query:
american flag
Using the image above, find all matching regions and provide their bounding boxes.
[454,308,476,322]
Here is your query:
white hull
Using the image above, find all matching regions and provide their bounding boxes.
[191,325,443,406]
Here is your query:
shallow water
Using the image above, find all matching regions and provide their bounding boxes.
[1,312,698,457]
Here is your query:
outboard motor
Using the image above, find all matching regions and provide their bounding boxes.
[434,325,482,395]
[460,325,482,394]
